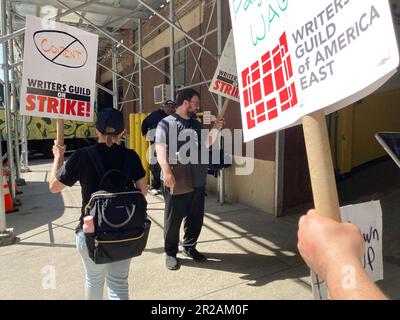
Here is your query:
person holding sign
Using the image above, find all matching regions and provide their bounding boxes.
[297,210,387,300]
[49,108,148,300]
[155,89,224,270]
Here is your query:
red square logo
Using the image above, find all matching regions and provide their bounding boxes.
[241,32,298,131]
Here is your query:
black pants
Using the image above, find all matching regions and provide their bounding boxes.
[150,162,161,190]
[162,185,206,256]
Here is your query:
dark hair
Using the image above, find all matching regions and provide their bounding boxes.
[176,88,200,106]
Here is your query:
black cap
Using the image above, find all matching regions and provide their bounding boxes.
[96,108,124,135]
[164,100,176,106]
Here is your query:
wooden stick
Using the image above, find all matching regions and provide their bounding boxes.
[56,119,64,146]
[219,99,230,118]
[302,109,341,221]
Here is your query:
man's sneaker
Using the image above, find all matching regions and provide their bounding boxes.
[183,248,207,263]
[166,255,180,270]
[150,189,159,196]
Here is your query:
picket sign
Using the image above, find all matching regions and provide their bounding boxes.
[228,0,399,299]
[20,16,98,146]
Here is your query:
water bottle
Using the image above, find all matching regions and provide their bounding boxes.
[83,216,94,234]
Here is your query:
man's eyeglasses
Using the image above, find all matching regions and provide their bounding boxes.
[189,99,200,106]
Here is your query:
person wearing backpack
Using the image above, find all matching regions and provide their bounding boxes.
[49,108,148,300]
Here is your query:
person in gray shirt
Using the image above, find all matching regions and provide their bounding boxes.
[155,89,224,270]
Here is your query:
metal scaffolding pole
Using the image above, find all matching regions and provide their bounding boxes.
[97,61,138,88]
[0,27,25,44]
[138,18,143,113]
[57,0,171,80]
[20,114,29,173]
[0,0,16,246]
[217,0,225,204]
[112,43,118,109]
[97,0,196,63]
[173,9,218,109]
[1,0,16,200]
[7,5,24,185]
[96,83,116,97]
[17,68,29,172]
[169,0,175,100]
[123,28,218,81]
[119,61,138,111]
[274,131,285,217]
[137,0,217,61]
[0,138,4,233]
[176,80,212,91]
[119,98,140,105]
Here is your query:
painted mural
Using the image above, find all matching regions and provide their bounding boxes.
[0,109,97,140]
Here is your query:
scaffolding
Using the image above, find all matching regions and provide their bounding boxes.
[0,0,227,243]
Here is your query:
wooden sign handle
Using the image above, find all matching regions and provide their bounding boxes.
[57,119,65,146]
[218,99,230,118]
[301,110,341,222]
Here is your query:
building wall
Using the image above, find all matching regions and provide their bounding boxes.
[207,157,276,214]
[98,0,277,215]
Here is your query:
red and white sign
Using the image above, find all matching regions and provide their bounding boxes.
[209,31,240,102]
[20,16,98,122]
[229,0,399,142]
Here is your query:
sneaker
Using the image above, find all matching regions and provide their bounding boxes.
[150,189,159,196]
[165,255,180,270]
[183,248,207,263]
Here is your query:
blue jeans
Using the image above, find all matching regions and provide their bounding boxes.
[76,231,132,300]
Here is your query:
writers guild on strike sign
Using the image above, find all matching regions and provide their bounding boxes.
[25,94,91,118]
[24,78,91,119]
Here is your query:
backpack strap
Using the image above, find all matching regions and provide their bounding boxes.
[121,150,137,188]
[85,147,107,182]
[85,146,132,190]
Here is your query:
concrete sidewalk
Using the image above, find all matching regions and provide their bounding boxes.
[0,159,399,300]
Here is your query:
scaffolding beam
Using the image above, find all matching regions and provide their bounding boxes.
[169,0,175,100]
[9,0,150,19]
[138,18,144,113]
[1,0,17,200]
[57,0,171,80]
[112,43,118,109]
[0,26,24,44]
[97,61,139,88]
[137,0,217,61]
[7,4,24,185]
[217,0,225,204]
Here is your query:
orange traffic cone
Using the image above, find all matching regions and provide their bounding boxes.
[3,179,18,214]
[4,161,22,195]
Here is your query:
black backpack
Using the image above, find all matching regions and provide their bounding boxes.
[83,147,151,264]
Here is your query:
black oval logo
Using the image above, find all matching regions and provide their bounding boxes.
[33,30,88,68]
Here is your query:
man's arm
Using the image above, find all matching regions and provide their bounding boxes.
[49,141,67,193]
[326,259,387,300]
[206,116,224,149]
[135,177,148,196]
[155,143,175,188]
[298,210,387,300]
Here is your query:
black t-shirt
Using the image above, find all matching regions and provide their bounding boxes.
[141,109,169,142]
[56,143,146,232]
[155,113,208,187]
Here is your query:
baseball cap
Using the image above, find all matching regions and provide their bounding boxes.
[164,100,176,106]
[96,108,124,135]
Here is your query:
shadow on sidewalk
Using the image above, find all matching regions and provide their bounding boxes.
[5,180,75,245]
[180,252,307,288]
